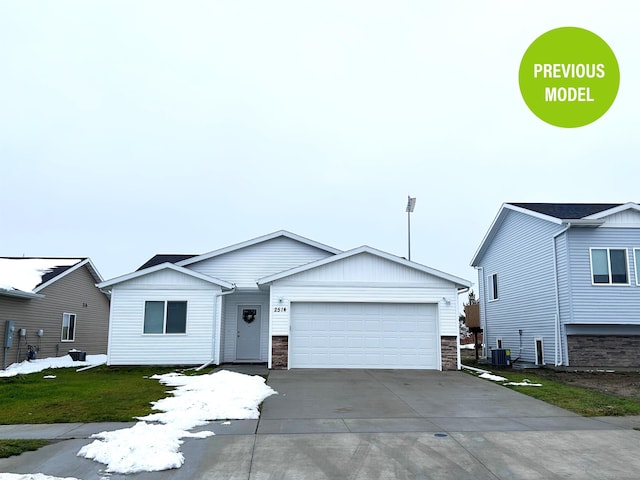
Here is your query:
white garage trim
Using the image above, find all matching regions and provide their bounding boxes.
[289,302,439,369]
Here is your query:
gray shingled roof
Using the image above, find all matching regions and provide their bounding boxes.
[137,254,197,271]
[509,203,624,219]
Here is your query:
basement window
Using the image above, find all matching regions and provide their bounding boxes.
[144,301,187,334]
[590,248,628,285]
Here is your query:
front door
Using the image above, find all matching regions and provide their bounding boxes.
[236,305,261,360]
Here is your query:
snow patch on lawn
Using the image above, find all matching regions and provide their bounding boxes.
[478,371,542,387]
[77,369,277,474]
[479,372,508,382]
[0,355,106,377]
[0,474,80,480]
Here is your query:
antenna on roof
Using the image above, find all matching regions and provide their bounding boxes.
[406,196,416,261]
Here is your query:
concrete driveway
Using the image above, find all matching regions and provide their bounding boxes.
[1,369,640,479]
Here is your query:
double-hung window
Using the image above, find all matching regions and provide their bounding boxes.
[144,301,187,334]
[62,313,76,341]
[488,273,498,301]
[590,248,629,285]
[634,249,640,286]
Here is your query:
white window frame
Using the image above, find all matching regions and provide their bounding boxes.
[535,337,544,366]
[496,337,503,349]
[487,273,499,301]
[634,249,640,286]
[61,313,76,342]
[143,300,188,335]
[589,247,630,286]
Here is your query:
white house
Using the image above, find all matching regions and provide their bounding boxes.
[98,231,470,370]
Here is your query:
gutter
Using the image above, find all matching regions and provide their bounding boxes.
[552,224,571,366]
[197,285,237,372]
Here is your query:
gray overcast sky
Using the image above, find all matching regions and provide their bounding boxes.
[1,1,638,288]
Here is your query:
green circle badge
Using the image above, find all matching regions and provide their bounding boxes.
[519,27,619,128]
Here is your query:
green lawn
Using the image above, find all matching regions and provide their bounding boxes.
[0,365,181,424]
[0,439,50,458]
[469,369,640,416]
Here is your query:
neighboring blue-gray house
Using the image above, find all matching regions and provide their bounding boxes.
[471,203,640,368]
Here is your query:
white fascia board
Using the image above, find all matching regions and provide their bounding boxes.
[33,258,104,293]
[97,262,234,290]
[258,245,471,288]
[176,230,342,267]
[470,203,562,266]
[582,202,640,219]
[560,219,605,227]
[0,289,45,299]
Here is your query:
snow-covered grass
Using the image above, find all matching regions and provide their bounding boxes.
[471,369,543,387]
[0,355,106,378]
[0,356,277,478]
[78,370,277,473]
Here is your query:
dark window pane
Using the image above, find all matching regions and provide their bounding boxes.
[166,301,187,333]
[591,249,609,283]
[610,249,628,283]
[68,314,76,340]
[144,301,164,333]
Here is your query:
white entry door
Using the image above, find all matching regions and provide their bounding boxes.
[236,305,261,360]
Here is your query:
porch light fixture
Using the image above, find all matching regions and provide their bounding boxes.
[406,196,416,261]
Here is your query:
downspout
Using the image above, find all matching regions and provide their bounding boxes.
[476,266,487,359]
[196,285,236,372]
[552,224,570,366]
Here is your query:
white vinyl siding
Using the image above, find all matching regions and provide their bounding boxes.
[474,209,560,365]
[590,248,629,285]
[568,228,640,327]
[187,237,334,289]
[106,271,221,365]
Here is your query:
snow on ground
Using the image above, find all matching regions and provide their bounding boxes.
[77,369,277,473]
[0,355,107,377]
[0,474,80,480]
[479,372,508,382]
[478,371,542,387]
[1,358,276,478]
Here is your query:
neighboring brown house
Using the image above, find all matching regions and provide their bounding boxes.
[0,257,110,368]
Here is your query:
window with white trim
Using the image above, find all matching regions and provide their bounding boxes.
[634,249,640,286]
[590,248,629,285]
[144,301,187,334]
[488,273,498,301]
[61,313,76,341]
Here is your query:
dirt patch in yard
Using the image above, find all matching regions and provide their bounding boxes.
[461,349,640,403]
[532,369,640,403]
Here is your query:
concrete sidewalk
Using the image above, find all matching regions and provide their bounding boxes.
[1,369,640,479]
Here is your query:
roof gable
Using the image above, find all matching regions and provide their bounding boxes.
[510,203,624,219]
[97,262,234,290]
[177,230,341,268]
[258,246,470,288]
[0,257,103,295]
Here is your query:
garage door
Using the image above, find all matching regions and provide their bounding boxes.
[290,302,438,369]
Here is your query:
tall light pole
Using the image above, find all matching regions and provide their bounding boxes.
[406,196,416,261]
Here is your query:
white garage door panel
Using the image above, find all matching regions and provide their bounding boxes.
[290,302,438,369]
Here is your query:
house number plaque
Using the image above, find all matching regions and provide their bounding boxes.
[273,306,287,313]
